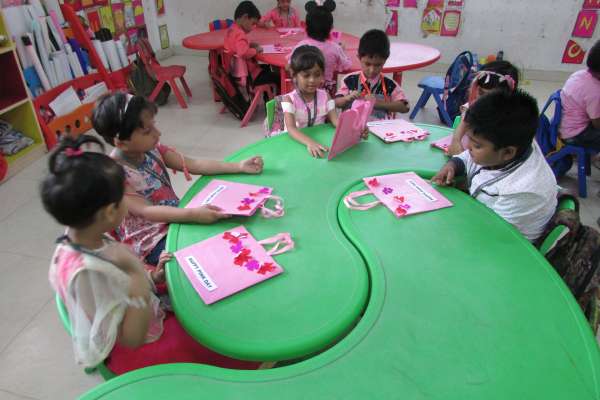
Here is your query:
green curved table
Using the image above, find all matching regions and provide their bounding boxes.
[81,124,600,399]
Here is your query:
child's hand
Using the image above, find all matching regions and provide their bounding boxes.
[189,204,232,224]
[151,252,172,284]
[345,91,361,103]
[361,126,370,140]
[431,162,457,186]
[364,94,376,102]
[239,156,264,174]
[307,140,328,158]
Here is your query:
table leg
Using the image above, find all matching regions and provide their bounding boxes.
[392,71,403,85]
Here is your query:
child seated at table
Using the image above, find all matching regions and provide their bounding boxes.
[92,92,264,265]
[447,60,519,156]
[280,45,339,158]
[432,90,558,241]
[335,29,409,121]
[225,1,279,87]
[560,40,600,151]
[289,1,351,96]
[259,0,301,28]
[42,135,261,375]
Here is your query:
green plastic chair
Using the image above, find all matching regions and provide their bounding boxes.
[265,98,276,133]
[452,115,461,129]
[538,195,577,255]
[55,294,116,380]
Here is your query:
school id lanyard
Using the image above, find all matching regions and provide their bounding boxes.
[359,72,389,101]
[117,149,172,189]
[298,91,318,127]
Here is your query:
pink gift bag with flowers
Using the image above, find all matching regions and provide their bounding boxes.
[174,226,294,305]
[344,172,452,218]
[367,119,429,143]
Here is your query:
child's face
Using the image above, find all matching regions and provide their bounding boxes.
[278,0,291,12]
[359,55,387,79]
[465,129,517,167]
[239,15,258,33]
[295,65,324,94]
[118,109,161,153]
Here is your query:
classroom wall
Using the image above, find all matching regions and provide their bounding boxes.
[165,0,598,74]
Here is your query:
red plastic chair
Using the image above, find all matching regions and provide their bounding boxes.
[208,19,233,102]
[136,38,192,109]
[221,50,276,127]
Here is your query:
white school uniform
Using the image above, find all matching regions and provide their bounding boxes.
[454,142,558,241]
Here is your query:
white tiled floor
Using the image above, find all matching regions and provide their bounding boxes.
[0,55,598,399]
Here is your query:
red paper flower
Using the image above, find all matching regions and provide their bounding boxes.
[394,195,405,202]
[257,262,277,275]
[367,178,379,187]
[234,249,252,266]
[223,232,240,244]
[249,192,260,197]
[237,204,251,211]
[395,206,407,216]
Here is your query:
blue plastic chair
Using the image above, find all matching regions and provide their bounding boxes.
[409,76,453,127]
[537,90,597,198]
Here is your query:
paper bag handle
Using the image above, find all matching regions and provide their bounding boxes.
[343,190,381,210]
[258,233,294,256]
[260,195,285,218]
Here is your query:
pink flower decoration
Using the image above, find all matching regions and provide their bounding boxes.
[382,187,393,195]
[245,259,260,271]
[259,187,270,194]
[230,242,243,253]
[237,204,251,211]
[241,197,256,205]
[394,195,405,202]
[395,206,407,216]
[367,178,379,187]
[257,262,277,275]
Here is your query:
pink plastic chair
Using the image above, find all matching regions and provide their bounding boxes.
[222,50,276,127]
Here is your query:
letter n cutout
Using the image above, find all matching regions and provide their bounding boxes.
[573,10,598,37]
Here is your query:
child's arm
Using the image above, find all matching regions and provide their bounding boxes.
[370,97,410,114]
[326,95,339,127]
[161,147,264,175]
[448,119,468,156]
[334,91,360,108]
[282,96,329,158]
[124,186,232,224]
[431,157,466,186]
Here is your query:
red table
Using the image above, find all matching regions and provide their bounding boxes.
[183,28,440,92]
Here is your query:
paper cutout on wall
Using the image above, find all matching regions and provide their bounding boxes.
[386,10,399,36]
[94,0,108,5]
[440,10,461,36]
[573,10,598,38]
[421,0,443,35]
[583,0,600,9]
[386,0,400,6]
[99,6,115,34]
[403,0,417,7]
[124,0,135,28]
[448,0,464,6]
[562,40,586,64]
[132,0,145,26]
[156,0,165,16]
[159,25,170,49]
[112,2,126,36]
[86,9,101,32]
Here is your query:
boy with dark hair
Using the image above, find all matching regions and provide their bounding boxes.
[560,39,600,151]
[432,90,558,241]
[335,29,409,120]
[225,1,278,86]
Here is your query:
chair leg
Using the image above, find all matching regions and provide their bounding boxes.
[577,155,588,198]
[432,92,453,126]
[180,76,192,97]
[585,153,592,176]
[409,90,432,120]
[149,80,166,103]
[169,79,188,109]
[241,89,264,127]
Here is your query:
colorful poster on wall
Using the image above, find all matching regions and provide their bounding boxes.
[440,10,461,36]
[112,2,126,36]
[86,9,101,32]
[99,6,115,34]
[403,0,417,7]
[386,0,400,6]
[386,9,399,36]
[94,0,108,5]
[159,24,169,49]
[156,0,165,16]
[124,0,135,27]
[448,0,463,6]
[583,0,600,9]
[132,0,145,26]
[421,0,443,35]
[573,10,598,38]
[562,40,586,64]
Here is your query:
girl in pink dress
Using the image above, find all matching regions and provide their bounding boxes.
[281,45,338,158]
[259,0,301,28]
[43,136,261,375]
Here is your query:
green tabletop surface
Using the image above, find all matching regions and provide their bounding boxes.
[82,124,600,399]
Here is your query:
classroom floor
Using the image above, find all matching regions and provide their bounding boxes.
[0,55,597,400]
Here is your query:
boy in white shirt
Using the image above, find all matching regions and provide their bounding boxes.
[432,89,558,241]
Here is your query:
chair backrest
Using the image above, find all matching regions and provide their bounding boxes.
[136,37,160,76]
[538,191,577,255]
[265,98,276,132]
[536,90,562,152]
[221,50,249,86]
[208,19,233,32]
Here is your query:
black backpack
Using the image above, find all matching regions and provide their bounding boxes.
[441,51,478,122]
[208,51,250,120]
[127,57,171,106]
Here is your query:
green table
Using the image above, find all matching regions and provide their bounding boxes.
[81,124,600,399]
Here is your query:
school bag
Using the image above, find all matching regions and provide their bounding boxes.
[536,194,600,336]
[441,51,478,122]
[128,40,171,106]
[208,51,250,120]
[535,91,573,177]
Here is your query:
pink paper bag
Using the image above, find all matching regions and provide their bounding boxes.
[430,134,453,153]
[175,226,293,305]
[186,179,283,218]
[344,172,452,218]
[368,119,429,143]
[328,99,374,160]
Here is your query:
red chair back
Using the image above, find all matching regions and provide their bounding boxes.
[136,38,160,77]
[208,19,233,32]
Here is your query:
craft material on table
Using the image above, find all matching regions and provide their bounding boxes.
[368,119,429,143]
[261,43,292,54]
[328,99,374,160]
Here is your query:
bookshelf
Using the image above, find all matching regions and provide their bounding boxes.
[0,8,47,183]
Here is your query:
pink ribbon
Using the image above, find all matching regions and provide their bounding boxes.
[258,232,294,256]
[260,195,285,218]
[65,148,83,157]
[343,190,381,211]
